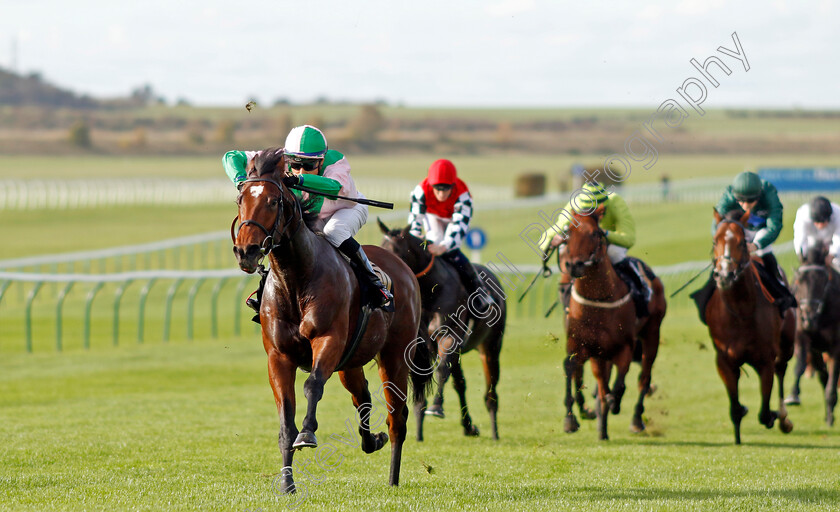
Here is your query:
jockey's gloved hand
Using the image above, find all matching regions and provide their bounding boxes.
[282,175,300,187]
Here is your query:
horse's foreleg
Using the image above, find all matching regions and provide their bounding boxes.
[756,362,778,430]
[591,358,612,441]
[610,345,632,416]
[785,336,808,405]
[563,354,581,433]
[296,337,342,449]
[824,353,840,427]
[716,351,746,444]
[479,345,501,440]
[426,340,455,418]
[267,350,299,494]
[377,361,409,486]
[450,357,479,437]
[775,355,793,434]
[574,362,596,420]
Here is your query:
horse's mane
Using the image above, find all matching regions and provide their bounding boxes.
[251,146,321,232]
[723,209,744,222]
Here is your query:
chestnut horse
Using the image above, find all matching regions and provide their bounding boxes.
[704,209,795,444]
[562,207,666,440]
[788,241,840,425]
[378,220,506,440]
[231,149,432,492]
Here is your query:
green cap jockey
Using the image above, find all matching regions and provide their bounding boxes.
[284,125,328,176]
[731,171,763,201]
[715,172,784,251]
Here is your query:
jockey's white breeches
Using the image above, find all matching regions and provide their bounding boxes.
[323,202,368,247]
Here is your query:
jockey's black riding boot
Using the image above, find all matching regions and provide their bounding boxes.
[246,264,268,324]
[760,252,798,315]
[338,238,394,311]
[441,249,496,309]
[689,274,715,326]
[613,258,650,318]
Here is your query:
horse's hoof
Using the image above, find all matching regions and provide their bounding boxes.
[780,417,794,434]
[425,405,445,418]
[783,395,801,406]
[599,433,609,441]
[292,431,318,450]
[564,414,580,433]
[580,407,597,420]
[760,411,778,429]
[630,418,646,433]
[464,425,480,437]
[271,473,296,495]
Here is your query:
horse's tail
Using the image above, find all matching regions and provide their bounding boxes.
[408,332,435,405]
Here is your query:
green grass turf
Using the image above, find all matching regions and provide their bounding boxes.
[1,312,839,511]
[4,153,840,186]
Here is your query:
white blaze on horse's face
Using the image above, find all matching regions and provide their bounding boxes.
[250,185,265,198]
[720,229,736,274]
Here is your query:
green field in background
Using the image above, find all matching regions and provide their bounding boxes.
[2,313,839,511]
[4,153,840,186]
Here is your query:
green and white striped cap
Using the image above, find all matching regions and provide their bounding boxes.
[284,125,328,159]
[573,182,611,211]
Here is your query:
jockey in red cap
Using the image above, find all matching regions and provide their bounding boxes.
[408,159,495,307]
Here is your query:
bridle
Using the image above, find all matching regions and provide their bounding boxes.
[713,219,751,285]
[231,178,303,258]
[566,226,606,271]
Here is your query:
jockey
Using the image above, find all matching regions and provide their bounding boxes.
[793,195,840,270]
[407,159,495,307]
[223,125,393,318]
[691,171,796,323]
[539,181,651,317]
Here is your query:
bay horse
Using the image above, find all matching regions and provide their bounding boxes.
[788,241,840,425]
[378,220,506,440]
[704,209,795,444]
[231,148,432,492]
[561,206,666,440]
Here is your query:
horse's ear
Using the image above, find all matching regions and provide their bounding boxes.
[245,158,257,178]
[713,208,722,224]
[377,217,390,234]
[739,209,751,226]
[592,205,606,220]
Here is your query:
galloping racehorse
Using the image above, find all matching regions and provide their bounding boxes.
[378,220,506,440]
[231,149,432,491]
[788,241,840,425]
[562,207,666,440]
[704,209,795,444]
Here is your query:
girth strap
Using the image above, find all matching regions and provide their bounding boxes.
[335,304,372,372]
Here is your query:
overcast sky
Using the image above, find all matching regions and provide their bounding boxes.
[1,0,837,108]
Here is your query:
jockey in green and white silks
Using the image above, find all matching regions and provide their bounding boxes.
[690,171,796,324]
[223,125,393,316]
[538,181,650,317]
